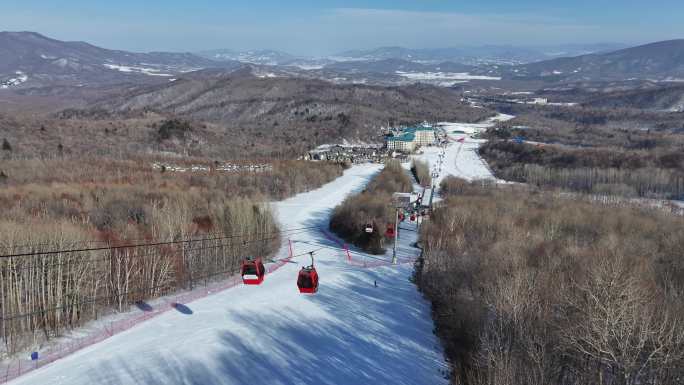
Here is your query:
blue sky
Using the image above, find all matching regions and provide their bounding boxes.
[3,0,683,55]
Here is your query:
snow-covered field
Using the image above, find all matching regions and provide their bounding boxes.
[151,162,273,173]
[396,71,501,82]
[292,64,325,70]
[0,72,28,89]
[412,114,514,189]
[103,64,173,77]
[7,163,448,385]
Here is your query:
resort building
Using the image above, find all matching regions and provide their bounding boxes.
[306,144,385,163]
[386,132,416,152]
[385,124,436,152]
[412,126,436,147]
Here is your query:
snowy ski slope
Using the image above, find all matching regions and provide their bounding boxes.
[8,163,449,385]
[412,114,515,189]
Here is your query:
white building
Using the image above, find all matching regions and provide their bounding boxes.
[385,125,435,152]
[413,127,436,146]
[386,132,416,152]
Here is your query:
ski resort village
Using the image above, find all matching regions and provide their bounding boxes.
[0,107,506,385]
[306,124,444,163]
[3,2,684,384]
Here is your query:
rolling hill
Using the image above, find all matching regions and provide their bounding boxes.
[334,44,628,66]
[0,67,493,159]
[0,31,240,88]
[582,83,684,111]
[18,68,487,158]
[509,40,684,81]
[323,58,474,74]
[92,67,491,130]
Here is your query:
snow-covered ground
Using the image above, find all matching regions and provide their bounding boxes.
[413,114,514,189]
[292,64,325,70]
[0,72,28,89]
[395,71,501,82]
[7,163,448,385]
[151,162,273,173]
[103,64,173,77]
[508,99,578,107]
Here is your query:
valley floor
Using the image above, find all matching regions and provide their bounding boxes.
[7,163,449,385]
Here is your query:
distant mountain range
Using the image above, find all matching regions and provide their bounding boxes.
[582,83,684,111]
[0,31,240,88]
[333,43,629,66]
[197,43,629,67]
[196,49,342,71]
[323,58,472,74]
[197,49,297,65]
[1,31,684,90]
[506,40,684,81]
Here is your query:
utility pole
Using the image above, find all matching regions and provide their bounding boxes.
[392,207,399,264]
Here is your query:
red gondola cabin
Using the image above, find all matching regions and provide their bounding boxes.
[297,266,319,294]
[241,257,266,285]
[385,224,396,238]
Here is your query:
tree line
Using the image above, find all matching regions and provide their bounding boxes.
[0,158,344,355]
[416,177,684,385]
[480,141,684,199]
[329,160,412,254]
[411,159,432,187]
[1,198,278,355]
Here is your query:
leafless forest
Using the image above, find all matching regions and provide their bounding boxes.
[0,157,344,356]
[417,177,684,385]
[411,159,432,187]
[329,160,412,254]
[480,140,684,199]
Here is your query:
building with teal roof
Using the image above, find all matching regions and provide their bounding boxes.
[386,124,435,152]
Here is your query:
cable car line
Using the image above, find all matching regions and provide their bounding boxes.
[265,248,323,264]
[2,214,419,321]
[0,229,313,273]
[1,239,416,323]
[1,245,326,323]
[289,241,414,265]
[1,225,318,253]
[0,224,320,251]
[0,225,320,259]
